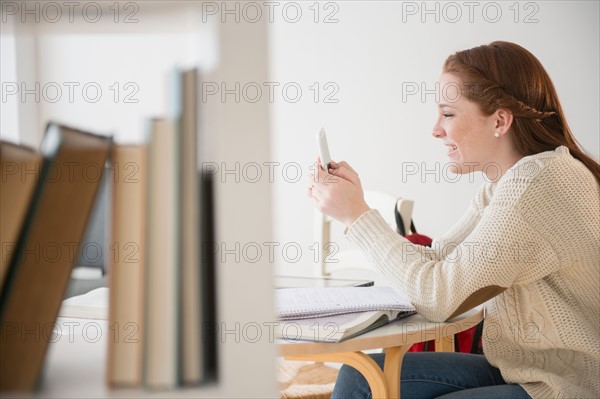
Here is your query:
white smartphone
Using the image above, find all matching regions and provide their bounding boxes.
[316,127,332,173]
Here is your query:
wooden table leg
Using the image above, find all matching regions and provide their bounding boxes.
[285,352,389,399]
[384,345,409,399]
[434,335,455,352]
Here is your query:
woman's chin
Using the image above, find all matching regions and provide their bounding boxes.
[448,161,474,175]
[449,165,463,175]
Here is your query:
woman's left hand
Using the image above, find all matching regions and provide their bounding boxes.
[307,159,371,227]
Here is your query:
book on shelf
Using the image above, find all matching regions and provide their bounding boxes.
[0,141,42,292]
[170,67,205,386]
[144,117,179,390]
[275,286,416,343]
[103,67,216,390]
[107,144,147,387]
[166,67,219,385]
[199,169,218,382]
[0,123,112,392]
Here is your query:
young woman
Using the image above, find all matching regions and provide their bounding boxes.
[308,41,600,399]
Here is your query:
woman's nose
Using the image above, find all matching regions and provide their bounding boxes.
[432,125,445,138]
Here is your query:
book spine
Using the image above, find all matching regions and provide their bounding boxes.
[143,119,178,390]
[107,145,146,387]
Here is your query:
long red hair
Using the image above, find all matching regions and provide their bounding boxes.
[444,41,600,184]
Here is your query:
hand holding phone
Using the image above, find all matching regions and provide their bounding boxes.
[316,127,332,173]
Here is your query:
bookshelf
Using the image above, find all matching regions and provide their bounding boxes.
[2,2,277,397]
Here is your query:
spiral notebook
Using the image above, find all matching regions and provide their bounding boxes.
[275,286,415,320]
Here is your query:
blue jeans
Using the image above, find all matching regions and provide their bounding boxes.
[331,352,531,399]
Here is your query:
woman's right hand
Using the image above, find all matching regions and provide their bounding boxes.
[307,159,370,228]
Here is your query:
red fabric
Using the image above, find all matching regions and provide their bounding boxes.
[403,232,481,354]
[404,233,433,247]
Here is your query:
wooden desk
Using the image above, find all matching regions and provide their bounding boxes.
[279,307,484,399]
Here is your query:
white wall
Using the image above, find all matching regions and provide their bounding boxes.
[269,1,600,276]
[0,22,19,143]
[1,17,40,146]
[1,5,216,145]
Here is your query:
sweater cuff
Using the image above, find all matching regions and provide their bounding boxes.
[345,209,397,252]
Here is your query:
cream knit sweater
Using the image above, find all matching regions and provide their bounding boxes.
[346,146,599,398]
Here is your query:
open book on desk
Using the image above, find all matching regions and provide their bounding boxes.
[275,286,416,343]
[276,309,415,343]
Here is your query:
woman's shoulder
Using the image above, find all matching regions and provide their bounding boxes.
[506,146,581,181]
[491,146,599,208]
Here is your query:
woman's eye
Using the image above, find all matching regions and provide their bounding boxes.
[442,113,453,118]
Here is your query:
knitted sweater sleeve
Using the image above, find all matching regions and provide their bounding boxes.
[346,166,562,323]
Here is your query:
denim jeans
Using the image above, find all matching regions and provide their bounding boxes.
[331,352,531,399]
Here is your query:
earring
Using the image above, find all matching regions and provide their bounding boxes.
[494,132,500,138]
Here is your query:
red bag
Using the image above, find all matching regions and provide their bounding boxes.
[395,208,483,354]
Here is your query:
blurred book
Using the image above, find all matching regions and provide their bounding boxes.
[100,67,217,391]
[170,68,205,386]
[107,144,147,387]
[144,118,179,390]
[0,123,112,392]
[200,170,218,382]
[0,141,42,292]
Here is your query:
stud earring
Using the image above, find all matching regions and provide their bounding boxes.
[494,132,500,138]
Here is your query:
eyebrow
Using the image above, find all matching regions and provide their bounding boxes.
[438,104,456,108]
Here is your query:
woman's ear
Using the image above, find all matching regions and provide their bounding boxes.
[495,108,514,136]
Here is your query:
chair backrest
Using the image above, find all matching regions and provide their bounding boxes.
[313,190,414,280]
[395,198,415,235]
